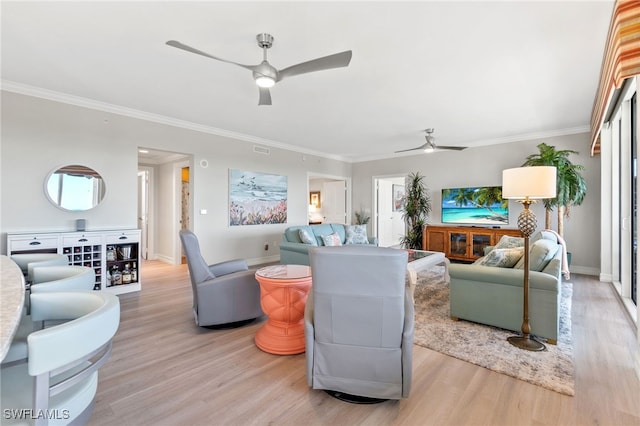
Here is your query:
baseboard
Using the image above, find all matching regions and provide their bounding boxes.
[599,272,614,282]
[247,254,280,266]
[154,254,175,265]
[569,265,599,276]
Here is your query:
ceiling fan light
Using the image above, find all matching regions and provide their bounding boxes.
[255,76,275,88]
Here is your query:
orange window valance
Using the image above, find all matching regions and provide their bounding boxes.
[591,0,640,156]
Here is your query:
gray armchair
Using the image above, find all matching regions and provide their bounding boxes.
[179,230,263,327]
[305,245,413,401]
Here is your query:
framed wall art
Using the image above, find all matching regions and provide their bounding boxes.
[229,169,288,226]
[392,184,405,212]
[309,191,321,208]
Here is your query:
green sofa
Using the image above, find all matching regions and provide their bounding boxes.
[280,224,378,266]
[448,230,564,344]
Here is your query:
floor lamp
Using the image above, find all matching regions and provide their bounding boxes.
[502,166,557,351]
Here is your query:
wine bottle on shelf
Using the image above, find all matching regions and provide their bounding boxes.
[122,263,132,284]
[112,266,122,285]
[131,262,138,282]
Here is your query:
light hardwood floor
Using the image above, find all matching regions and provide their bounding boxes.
[90,261,640,426]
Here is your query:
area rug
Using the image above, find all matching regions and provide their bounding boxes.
[413,265,575,396]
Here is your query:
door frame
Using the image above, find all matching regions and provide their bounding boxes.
[137,167,153,260]
[307,172,351,224]
[373,174,408,244]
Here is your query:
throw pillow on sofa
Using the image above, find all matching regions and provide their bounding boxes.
[299,228,318,246]
[345,225,369,244]
[476,247,525,268]
[322,232,342,246]
[514,238,558,271]
[494,235,524,250]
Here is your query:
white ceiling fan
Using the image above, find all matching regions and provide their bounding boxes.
[395,129,468,153]
[166,33,353,106]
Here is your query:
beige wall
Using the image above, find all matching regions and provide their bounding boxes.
[1,91,351,264]
[352,133,601,275]
[1,91,600,273]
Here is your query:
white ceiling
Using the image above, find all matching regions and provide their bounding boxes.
[1,1,613,162]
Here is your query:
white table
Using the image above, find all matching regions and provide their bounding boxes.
[406,250,449,301]
[0,255,25,361]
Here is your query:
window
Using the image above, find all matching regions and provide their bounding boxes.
[605,77,638,322]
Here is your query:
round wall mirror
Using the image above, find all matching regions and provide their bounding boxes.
[45,165,106,211]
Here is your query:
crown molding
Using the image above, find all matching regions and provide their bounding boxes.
[351,125,591,163]
[2,80,590,165]
[1,80,351,163]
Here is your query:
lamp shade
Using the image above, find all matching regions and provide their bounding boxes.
[502,166,557,199]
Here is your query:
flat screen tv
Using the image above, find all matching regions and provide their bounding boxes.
[441,186,509,226]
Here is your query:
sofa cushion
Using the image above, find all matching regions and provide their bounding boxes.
[494,235,524,250]
[312,224,339,246]
[476,247,524,268]
[299,228,318,246]
[514,238,559,271]
[322,232,342,246]
[531,229,557,244]
[330,224,347,243]
[345,225,369,245]
[284,226,312,244]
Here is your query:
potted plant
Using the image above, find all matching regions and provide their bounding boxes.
[400,172,432,250]
[354,209,370,225]
[521,142,587,238]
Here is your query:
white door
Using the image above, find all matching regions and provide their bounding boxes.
[322,180,347,224]
[377,180,394,246]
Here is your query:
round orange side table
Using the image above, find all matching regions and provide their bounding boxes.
[254,265,312,355]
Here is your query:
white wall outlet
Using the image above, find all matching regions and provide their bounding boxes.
[200,209,207,215]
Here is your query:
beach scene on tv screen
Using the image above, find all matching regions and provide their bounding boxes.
[442,186,509,225]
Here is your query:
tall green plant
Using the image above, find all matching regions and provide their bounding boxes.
[521,143,587,237]
[401,172,432,249]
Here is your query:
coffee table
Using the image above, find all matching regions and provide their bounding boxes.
[254,265,312,355]
[406,250,449,301]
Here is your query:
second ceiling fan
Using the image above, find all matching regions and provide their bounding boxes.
[395,129,468,153]
[166,33,352,106]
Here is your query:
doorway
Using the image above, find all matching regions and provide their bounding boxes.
[137,169,150,260]
[308,174,350,225]
[138,148,192,265]
[374,176,406,247]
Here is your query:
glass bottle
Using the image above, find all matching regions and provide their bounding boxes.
[122,263,132,284]
[112,266,122,285]
[131,262,138,282]
[106,246,116,261]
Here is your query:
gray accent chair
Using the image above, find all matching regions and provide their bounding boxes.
[305,245,414,400]
[179,230,263,327]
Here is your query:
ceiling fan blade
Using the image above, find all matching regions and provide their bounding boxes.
[258,87,272,105]
[395,143,428,153]
[166,40,255,71]
[436,146,468,151]
[277,50,353,81]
